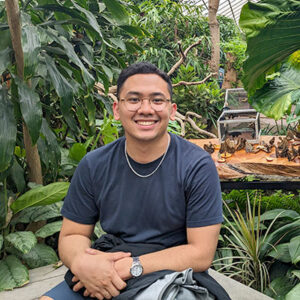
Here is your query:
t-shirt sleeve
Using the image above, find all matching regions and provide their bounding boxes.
[61,155,99,224]
[185,152,223,227]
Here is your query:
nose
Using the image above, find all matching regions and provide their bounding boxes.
[138,99,154,114]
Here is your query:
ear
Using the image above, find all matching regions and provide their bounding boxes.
[113,101,120,120]
[169,103,177,121]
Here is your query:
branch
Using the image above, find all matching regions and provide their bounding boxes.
[172,73,216,87]
[186,116,217,138]
[175,116,185,136]
[167,38,203,76]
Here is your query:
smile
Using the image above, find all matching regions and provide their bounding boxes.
[135,121,157,125]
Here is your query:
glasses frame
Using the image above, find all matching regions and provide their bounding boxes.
[120,96,171,112]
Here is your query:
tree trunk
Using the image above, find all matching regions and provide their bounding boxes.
[5,0,43,184]
[208,0,220,76]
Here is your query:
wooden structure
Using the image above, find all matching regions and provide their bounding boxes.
[189,136,300,190]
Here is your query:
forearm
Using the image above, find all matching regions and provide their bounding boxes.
[58,234,92,271]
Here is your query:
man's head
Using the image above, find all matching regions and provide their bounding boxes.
[117,62,172,100]
[113,62,177,143]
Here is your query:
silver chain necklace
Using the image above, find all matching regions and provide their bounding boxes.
[124,135,170,178]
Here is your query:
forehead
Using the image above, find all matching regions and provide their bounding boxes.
[120,73,169,96]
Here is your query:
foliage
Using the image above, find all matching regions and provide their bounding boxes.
[0,182,69,291]
[215,194,300,297]
[223,189,300,214]
[240,0,300,121]
[0,0,145,189]
[172,65,224,134]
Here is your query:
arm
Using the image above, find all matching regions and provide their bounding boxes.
[59,217,130,299]
[102,223,221,280]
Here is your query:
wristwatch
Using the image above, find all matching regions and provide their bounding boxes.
[130,256,143,278]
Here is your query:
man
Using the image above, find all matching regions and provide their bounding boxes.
[42,62,224,300]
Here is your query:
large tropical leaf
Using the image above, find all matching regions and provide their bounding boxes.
[10,182,70,213]
[268,243,291,263]
[249,66,300,120]
[286,283,300,300]
[260,209,299,221]
[11,202,63,225]
[35,220,62,238]
[0,86,16,172]
[16,79,42,144]
[240,0,300,94]
[0,234,3,250]
[9,158,26,193]
[0,255,29,291]
[8,243,58,269]
[260,218,300,258]
[0,47,11,74]
[44,54,74,113]
[289,236,300,265]
[5,231,37,254]
[22,17,41,77]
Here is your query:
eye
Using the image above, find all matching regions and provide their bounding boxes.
[127,97,140,104]
[152,98,165,105]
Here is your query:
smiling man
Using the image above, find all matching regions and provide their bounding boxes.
[41,62,227,300]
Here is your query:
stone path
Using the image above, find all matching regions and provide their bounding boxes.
[0,264,274,300]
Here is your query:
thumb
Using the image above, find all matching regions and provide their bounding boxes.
[111,251,131,261]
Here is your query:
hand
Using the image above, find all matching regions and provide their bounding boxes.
[71,250,131,299]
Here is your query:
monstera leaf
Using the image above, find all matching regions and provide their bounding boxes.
[240,0,300,95]
[249,65,300,120]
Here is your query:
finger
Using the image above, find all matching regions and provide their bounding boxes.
[83,289,91,297]
[72,275,79,282]
[73,281,84,292]
[100,289,111,299]
[110,251,131,261]
[94,292,104,300]
[112,275,127,291]
[105,285,120,298]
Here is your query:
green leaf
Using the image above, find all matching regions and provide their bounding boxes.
[266,276,295,299]
[11,202,63,225]
[103,0,129,25]
[268,243,291,263]
[260,209,299,221]
[109,38,126,51]
[292,270,300,280]
[35,220,62,238]
[23,244,58,269]
[120,25,145,37]
[260,218,300,258]
[0,255,29,291]
[289,236,300,264]
[10,182,70,214]
[286,283,300,300]
[22,22,41,77]
[240,1,300,94]
[5,231,37,254]
[9,158,26,193]
[0,234,3,250]
[16,79,42,144]
[71,0,102,39]
[44,54,74,113]
[0,47,11,74]
[68,143,86,162]
[249,66,300,120]
[0,86,16,172]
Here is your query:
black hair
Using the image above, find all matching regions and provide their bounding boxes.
[116,62,172,99]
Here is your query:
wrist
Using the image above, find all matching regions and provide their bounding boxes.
[115,257,133,280]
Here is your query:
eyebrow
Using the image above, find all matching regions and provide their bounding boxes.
[125,91,166,97]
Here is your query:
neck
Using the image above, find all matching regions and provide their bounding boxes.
[125,133,170,163]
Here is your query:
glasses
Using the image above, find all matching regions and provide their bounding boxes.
[120,96,171,112]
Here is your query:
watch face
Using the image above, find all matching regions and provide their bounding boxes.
[131,265,143,277]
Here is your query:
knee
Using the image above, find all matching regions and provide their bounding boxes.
[39,296,54,300]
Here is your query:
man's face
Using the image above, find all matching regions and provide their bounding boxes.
[113,73,177,143]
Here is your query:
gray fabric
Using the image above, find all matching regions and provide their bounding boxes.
[135,268,215,300]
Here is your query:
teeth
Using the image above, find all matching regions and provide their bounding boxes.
[137,121,155,125]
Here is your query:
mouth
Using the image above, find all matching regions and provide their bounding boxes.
[135,120,158,126]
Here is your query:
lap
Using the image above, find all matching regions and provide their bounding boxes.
[44,280,93,300]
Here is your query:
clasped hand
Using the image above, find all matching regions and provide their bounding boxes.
[71,249,132,299]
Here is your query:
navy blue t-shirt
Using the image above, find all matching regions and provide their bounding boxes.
[61,133,223,248]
